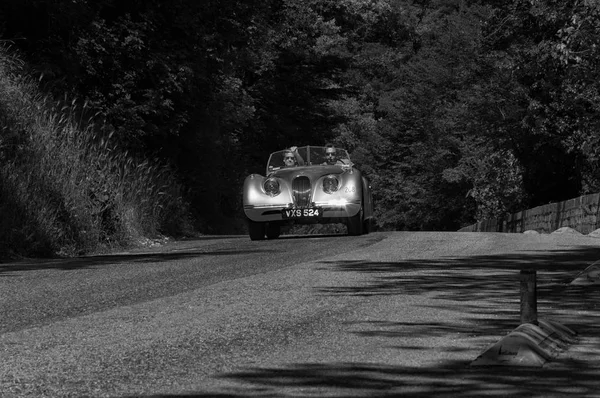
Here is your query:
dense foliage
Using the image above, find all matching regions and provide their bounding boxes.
[1,0,600,254]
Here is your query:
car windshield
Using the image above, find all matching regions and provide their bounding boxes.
[266,146,351,174]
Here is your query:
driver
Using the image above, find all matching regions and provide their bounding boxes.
[283,146,305,167]
[322,144,346,165]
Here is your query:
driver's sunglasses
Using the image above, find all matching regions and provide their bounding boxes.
[326,153,335,157]
[284,156,294,160]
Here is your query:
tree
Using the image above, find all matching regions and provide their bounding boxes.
[482,0,600,205]
[329,0,492,229]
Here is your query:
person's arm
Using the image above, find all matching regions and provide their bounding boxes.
[290,146,305,166]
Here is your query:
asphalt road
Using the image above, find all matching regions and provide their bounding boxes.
[2,231,600,397]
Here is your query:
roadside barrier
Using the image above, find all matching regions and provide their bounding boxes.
[471,270,577,367]
[459,192,600,234]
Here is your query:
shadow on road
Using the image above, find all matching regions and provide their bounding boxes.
[0,233,368,275]
[317,246,600,295]
[134,360,600,397]
[312,245,600,342]
[314,245,600,312]
[0,247,275,275]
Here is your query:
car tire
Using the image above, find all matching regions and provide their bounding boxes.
[248,219,266,241]
[266,223,281,239]
[363,217,371,235]
[347,208,364,236]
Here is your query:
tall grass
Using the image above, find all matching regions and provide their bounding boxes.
[0,45,191,258]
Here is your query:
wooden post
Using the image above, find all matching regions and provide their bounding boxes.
[520,269,537,324]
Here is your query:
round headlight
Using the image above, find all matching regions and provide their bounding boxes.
[323,175,339,194]
[263,178,280,196]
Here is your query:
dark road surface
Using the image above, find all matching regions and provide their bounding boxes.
[0,234,384,334]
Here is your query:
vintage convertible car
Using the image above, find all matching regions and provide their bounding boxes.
[243,145,374,240]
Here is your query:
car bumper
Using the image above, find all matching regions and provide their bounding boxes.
[244,200,362,222]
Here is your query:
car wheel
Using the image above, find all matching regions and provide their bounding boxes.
[347,208,364,236]
[266,223,281,239]
[363,217,371,235]
[248,219,266,241]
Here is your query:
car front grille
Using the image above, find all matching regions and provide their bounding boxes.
[292,176,311,207]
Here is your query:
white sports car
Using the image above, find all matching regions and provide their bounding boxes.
[243,145,374,240]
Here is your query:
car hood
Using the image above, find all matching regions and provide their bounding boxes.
[270,165,347,180]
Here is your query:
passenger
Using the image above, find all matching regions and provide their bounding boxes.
[283,146,305,167]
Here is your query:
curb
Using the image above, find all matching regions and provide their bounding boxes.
[570,260,600,285]
[471,258,600,368]
[470,319,578,367]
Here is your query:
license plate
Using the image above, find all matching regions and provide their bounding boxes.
[282,207,322,219]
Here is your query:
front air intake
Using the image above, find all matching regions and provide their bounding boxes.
[292,176,311,207]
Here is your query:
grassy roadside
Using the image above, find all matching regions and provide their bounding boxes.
[0,44,193,259]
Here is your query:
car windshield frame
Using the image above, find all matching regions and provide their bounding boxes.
[266,146,351,174]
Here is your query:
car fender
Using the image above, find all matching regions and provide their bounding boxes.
[243,174,293,216]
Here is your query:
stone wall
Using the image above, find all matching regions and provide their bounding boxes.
[459,193,600,234]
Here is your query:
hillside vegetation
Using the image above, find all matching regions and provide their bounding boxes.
[0,46,190,257]
[1,0,600,257]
